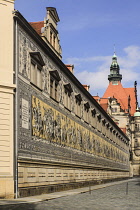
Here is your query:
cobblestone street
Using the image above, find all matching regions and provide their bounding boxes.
[1,178,140,210]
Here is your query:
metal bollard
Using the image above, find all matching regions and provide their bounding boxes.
[126,182,128,195]
[89,182,91,194]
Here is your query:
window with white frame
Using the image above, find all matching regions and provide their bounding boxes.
[49,70,61,101]
[96,113,101,131]
[84,102,90,122]
[64,83,73,110]
[75,94,82,117]
[91,108,96,127]
[50,26,57,50]
[30,52,45,89]
[101,119,106,135]
[111,107,118,113]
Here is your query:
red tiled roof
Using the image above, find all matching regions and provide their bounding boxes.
[102,81,136,116]
[120,127,126,134]
[29,21,44,35]
[93,96,100,102]
[124,87,136,116]
[100,103,108,111]
[99,98,108,111]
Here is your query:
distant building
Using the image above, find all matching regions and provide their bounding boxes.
[93,53,140,176]
[0,0,131,198]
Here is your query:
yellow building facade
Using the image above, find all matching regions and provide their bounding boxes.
[0,0,15,198]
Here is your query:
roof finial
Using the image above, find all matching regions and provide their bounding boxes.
[114,44,116,55]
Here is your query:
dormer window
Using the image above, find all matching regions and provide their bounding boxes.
[30,52,45,90]
[112,107,117,113]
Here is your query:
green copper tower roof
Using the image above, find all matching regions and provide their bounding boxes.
[108,52,122,83]
[134,106,140,117]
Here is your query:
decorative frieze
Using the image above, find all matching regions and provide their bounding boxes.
[30,96,128,164]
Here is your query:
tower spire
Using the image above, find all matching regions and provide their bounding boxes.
[114,44,116,54]
[108,50,122,84]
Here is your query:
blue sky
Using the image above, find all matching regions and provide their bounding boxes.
[15,0,140,102]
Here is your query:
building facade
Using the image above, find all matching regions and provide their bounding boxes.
[0,1,130,198]
[94,53,140,176]
[0,0,15,199]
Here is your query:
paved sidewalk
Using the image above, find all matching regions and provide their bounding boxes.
[0,178,138,206]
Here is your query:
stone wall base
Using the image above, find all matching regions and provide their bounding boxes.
[0,177,14,199]
[19,177,130,198]
[133,164,140,176]
[18,161,130,197]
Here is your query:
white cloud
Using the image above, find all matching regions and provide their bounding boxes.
[65,45,140,98]
[121,68,139,83]
[76,69,108,93]
[119,46,140,69]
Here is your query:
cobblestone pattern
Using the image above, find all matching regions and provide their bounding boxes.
[32,178,140,210]
[1,178,140,210]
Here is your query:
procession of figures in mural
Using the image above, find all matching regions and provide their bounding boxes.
[32,96,128,164]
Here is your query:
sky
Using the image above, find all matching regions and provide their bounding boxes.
[15,0,140,103]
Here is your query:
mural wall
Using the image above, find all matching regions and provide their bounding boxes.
[32,96,128,165]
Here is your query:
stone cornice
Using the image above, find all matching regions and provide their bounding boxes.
[1,0,15,4]
[0,83,16,94]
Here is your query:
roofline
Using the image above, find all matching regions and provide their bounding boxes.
[13,10,129,142]
[29,21,44,24]
[47,7,60,22]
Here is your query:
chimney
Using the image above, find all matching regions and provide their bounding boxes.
[83,85,90,92]
[65,64,74,74]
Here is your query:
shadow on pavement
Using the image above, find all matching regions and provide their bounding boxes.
[133,178,140,186]
[0,203,37,210]
[136,181,140,186]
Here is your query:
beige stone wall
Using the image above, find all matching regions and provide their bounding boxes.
[0,177,14,199]
[0,90,13,174]
[133,164,140,176]
[0,0,14,85]
[18,162,129,189]
[112,115,128,129]
[0,0,15,198]
[0,87,15,198]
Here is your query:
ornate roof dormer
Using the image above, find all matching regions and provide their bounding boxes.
[108,52,122,83]
[30,7,62,59]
